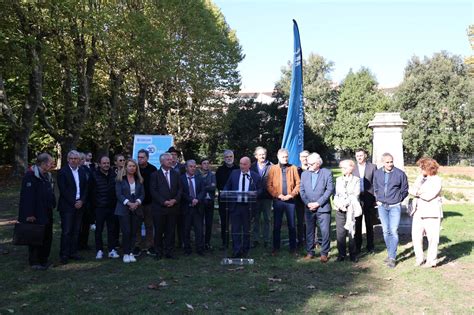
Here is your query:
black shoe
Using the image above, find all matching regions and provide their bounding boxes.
[41,261,53,270]
[165,254,178,260]
[251,241,259,249]
[146,248,157,257]
[69,254,83,261]
[132,247,142,257]
[367,249,375,255]
[204,244,212,251]
[336,256,345,262]
[231,252,242,259]
[386,258,396,268]
[31,264,48,271]
[184,251,192,256]
[154,254,162,261]
[197,251,204,256]
[264,242,269,248]
[350,256,359,263]
[60,257,69,265]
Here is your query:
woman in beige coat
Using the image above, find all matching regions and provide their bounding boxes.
[409,157,443,268]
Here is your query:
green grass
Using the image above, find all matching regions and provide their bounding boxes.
[0,181,473,314]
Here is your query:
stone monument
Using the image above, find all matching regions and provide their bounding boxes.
[369,112,411,234]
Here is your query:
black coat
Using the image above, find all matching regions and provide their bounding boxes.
[150,168,182,215]
[57,165,88,212]
[90,169,117,209]
[18,166,56,225]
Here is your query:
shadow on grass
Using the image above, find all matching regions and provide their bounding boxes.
[437,241,473,266]
[396,236,452,263]
[443,211,463,218]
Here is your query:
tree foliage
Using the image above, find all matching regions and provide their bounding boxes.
[393,52,473,160]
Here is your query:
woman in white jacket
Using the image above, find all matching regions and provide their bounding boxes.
[409,157,443,268]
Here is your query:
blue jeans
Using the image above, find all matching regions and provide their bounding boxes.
[272,200,296,251]
[305,210,331,257]
[377,204,401,260]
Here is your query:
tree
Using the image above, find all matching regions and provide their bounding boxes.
[393,52,473,161]
[275,53,338,156]
[329,68,389,154]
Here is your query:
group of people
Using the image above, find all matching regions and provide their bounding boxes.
[18,145,443,271]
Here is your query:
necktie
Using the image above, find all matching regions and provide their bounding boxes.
[311,172,318,190]
[241,173,246,191]
[188,176,196,198]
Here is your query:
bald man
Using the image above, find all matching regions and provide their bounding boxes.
[223,157,262,258]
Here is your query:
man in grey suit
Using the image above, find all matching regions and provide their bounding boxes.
[300,153,334,263]
[353,149,378,255]
[150,153,182,259]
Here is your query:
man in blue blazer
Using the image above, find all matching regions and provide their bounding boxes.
[57,150,88,264]
[180,160,206,256]
[223,157,261,258]
[300,153,334,263]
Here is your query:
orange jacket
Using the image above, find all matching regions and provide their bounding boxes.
[266,164,300,198]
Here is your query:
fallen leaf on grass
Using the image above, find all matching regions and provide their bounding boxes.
[83,288,90,293]
[275,308,283,313]
[269,288,276,292]
[173,280,179,283]
[159,281,168,287]
[384,277,392,281]
[268,277,282,282]
[20,304,28,308]
[186,303,194,311]
[7,309,14,313]
[338,294,346,299]
[349,291,359,296]
[147,284,159,290]
[228,267,245,271]
[202,303,209,310]
[306,285,316,289]
[166,300,175,305]
[240,306,247,311]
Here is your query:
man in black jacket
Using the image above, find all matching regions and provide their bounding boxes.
[18,153,56,270]
[215,149,239,249]
[58,150,88,264]
[90,156,119,260]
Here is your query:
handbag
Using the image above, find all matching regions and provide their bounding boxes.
[12,222,45,246]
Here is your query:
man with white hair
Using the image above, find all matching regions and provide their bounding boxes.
[58,150,88,264]
[300,153,334,263]
[267,148,300,256]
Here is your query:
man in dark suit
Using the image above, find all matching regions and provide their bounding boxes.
[249,146,272,249]
[353,149,378,255]
[180,160,206,256]
[223,157,261,258]
[150,152,182,259]
[300,153,334,263]
[58,150,88,264]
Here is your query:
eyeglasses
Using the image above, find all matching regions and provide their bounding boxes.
[118,159,125,162]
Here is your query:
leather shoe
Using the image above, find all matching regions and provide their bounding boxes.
[271,250,278,257]
[320,255,329,263]
[69,254,83,261]
[251,241,259,249]
[350,256,359,263]
[336,256,345,262]
[60,257,69,265]
[165,254,178,260]
[303,254,314,260]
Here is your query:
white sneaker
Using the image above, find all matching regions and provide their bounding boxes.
[90,224,96,231]
[129,253,137,263]
[123,254,130,263]
[95,250,104,260]
[108,249,120,259]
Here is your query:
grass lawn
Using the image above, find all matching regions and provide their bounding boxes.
[0,178,473,314]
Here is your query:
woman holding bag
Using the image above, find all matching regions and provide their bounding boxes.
[115,159,144,263]
[409,157,443,268]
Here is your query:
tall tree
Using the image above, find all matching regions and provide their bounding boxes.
[329,68,389,154]
[393,52,473,161]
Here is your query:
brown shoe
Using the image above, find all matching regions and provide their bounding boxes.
[320,255,329,263]
[303,254,314,260]
[271,250,278,257]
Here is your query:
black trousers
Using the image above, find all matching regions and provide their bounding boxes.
[118,212,141,255]
[153,211,177,257]
[354,197,375,252]
[176,212,185,248]
[218,197,229,247]
[295,198,306,245]
[78,205,94,249]
[95,207,117,252]
[184,206,204,253]
[335,211,356,258]
[29,212,53,265]
[60,208,84,258]
[203,199,214,246]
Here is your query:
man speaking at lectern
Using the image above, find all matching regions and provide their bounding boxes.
[223,157,261,258]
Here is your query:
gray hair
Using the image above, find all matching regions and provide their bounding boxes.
[185,159,196,167]
[254,146,267,156]
[339,159,355,168]
[308,153,323,166]
[277,148,289,156]
[159,152,172,162]
[223,149,234,157]
[299,150,310,157]
[36,153,52,166]
[382,152,393,160]
[67,150,80,159]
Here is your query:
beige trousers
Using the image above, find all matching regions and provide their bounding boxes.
[411,215,441,266]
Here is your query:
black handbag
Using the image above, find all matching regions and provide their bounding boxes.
[13,222,45,246]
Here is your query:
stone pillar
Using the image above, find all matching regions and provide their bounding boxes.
[368,112,411,234]
[368,112,407,170]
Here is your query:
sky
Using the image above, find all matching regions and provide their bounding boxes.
[214,0,473,91]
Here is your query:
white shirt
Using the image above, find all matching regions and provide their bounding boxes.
[162,168,171,188]
[187,175,196,198]
[69,165,80,200]
[357,162,366,180]
[239,172,250,192]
